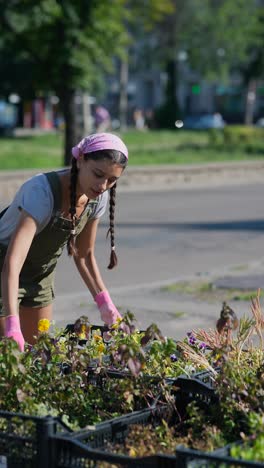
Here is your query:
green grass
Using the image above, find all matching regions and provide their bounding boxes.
[232,291,264,301]
[0,129,263,170]
[160,279,263,303]
[120,129,208,147]
[161,281,214,295]
[167,311,186,319]
[0,133,64,170]
[230,264,249,271]
[132,147,263,165]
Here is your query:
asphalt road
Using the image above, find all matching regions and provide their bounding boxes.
[52,182,264,336]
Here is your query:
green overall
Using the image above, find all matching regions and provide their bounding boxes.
[0,171,98,313]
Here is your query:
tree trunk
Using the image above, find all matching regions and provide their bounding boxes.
[82,92,93,135]
[58,88,78,166]
[156,60,181,129]
[244,79,257,126]
[119,58,128,130]
[166,60,177,104]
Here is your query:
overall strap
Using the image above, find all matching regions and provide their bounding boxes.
[44,172,62,213]
[0,206,9,219]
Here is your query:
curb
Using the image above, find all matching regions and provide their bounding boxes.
[1,160,264,202]
[119,160,264,191]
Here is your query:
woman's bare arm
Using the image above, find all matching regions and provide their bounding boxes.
[74,218,107,298]
[1,211,37,316]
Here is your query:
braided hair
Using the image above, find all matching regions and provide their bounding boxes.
[107,184,117,269]
[67,149,127,269]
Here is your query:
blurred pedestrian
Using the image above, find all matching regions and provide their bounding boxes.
[133,108,146,130]
[95,105,111,132]
[145,109,156,129]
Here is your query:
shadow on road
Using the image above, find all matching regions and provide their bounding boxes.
[101,219,264,232]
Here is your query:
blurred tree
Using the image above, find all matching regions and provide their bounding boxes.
[0,0,128,164]
[116,1,174,129]
[0,0,173,164]
[183,0,262,80]
[239,11,264,124]
[186,0,263,125]
[140,0,263,127]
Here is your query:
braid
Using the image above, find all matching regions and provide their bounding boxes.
[107,184,118,269]
[67,158,78,256]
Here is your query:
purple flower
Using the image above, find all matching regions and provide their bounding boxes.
[187,332,197,345]
[188,336,196,345]
[199,342,207,350]
[170,354,178,362]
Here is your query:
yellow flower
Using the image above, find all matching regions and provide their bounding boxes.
[97,343,105,353]
[38,318,50,333]
[129,448,137,457]
[78,324,88,340]
[93,334,102,342]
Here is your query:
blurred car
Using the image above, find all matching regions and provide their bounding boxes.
[0,100,18,135]
[256,117,264,128]
[183,113,225,130]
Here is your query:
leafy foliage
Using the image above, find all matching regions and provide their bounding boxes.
[0,292,263,459]
[0,0,174,162]
[230,432,264,463]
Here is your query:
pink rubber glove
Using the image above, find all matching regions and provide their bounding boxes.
[95,290,122,326]
[5,315,25,352]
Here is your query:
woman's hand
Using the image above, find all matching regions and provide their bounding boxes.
[95,290,122,325]
[5,315,25,351]
[75,220,122,325]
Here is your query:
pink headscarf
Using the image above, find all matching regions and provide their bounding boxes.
[72,133,128,160]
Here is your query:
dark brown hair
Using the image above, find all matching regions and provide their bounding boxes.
[67,150,127,269]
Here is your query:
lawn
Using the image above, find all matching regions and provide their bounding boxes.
[0,128,263,170]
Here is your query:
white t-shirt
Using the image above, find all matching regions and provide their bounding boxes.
[0,172,108,246]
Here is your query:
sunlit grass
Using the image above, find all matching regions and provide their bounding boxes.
[160,280,263,302]
[0,133,63,169]
[168,311,186,318]
[0,129,263,170]
[161,281,214,294]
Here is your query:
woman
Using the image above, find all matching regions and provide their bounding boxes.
[0,132,128,351]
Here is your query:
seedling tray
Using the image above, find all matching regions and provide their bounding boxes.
[64,323,111,346]
[173,368,219,405]
[53,404,179,467]
[65,323,147,345]
[63,323,167,384]
[54,438,178,467]
[0,410,71,468]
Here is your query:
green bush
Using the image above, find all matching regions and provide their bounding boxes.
[208,128,225,145]
[223,125,264,145]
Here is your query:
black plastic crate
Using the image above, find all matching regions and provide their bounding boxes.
[64,325,218,403]
[173,369,219,406]
[54,439,178,467]
[0,411,71,468]
[53,404,179,467]
[65,323,139,344]
[175,443,264,467]
[64,324,111,346]
[60,362,165,402]
[86,367,168,388]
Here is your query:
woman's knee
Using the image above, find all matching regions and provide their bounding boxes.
[19,304,53,345]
